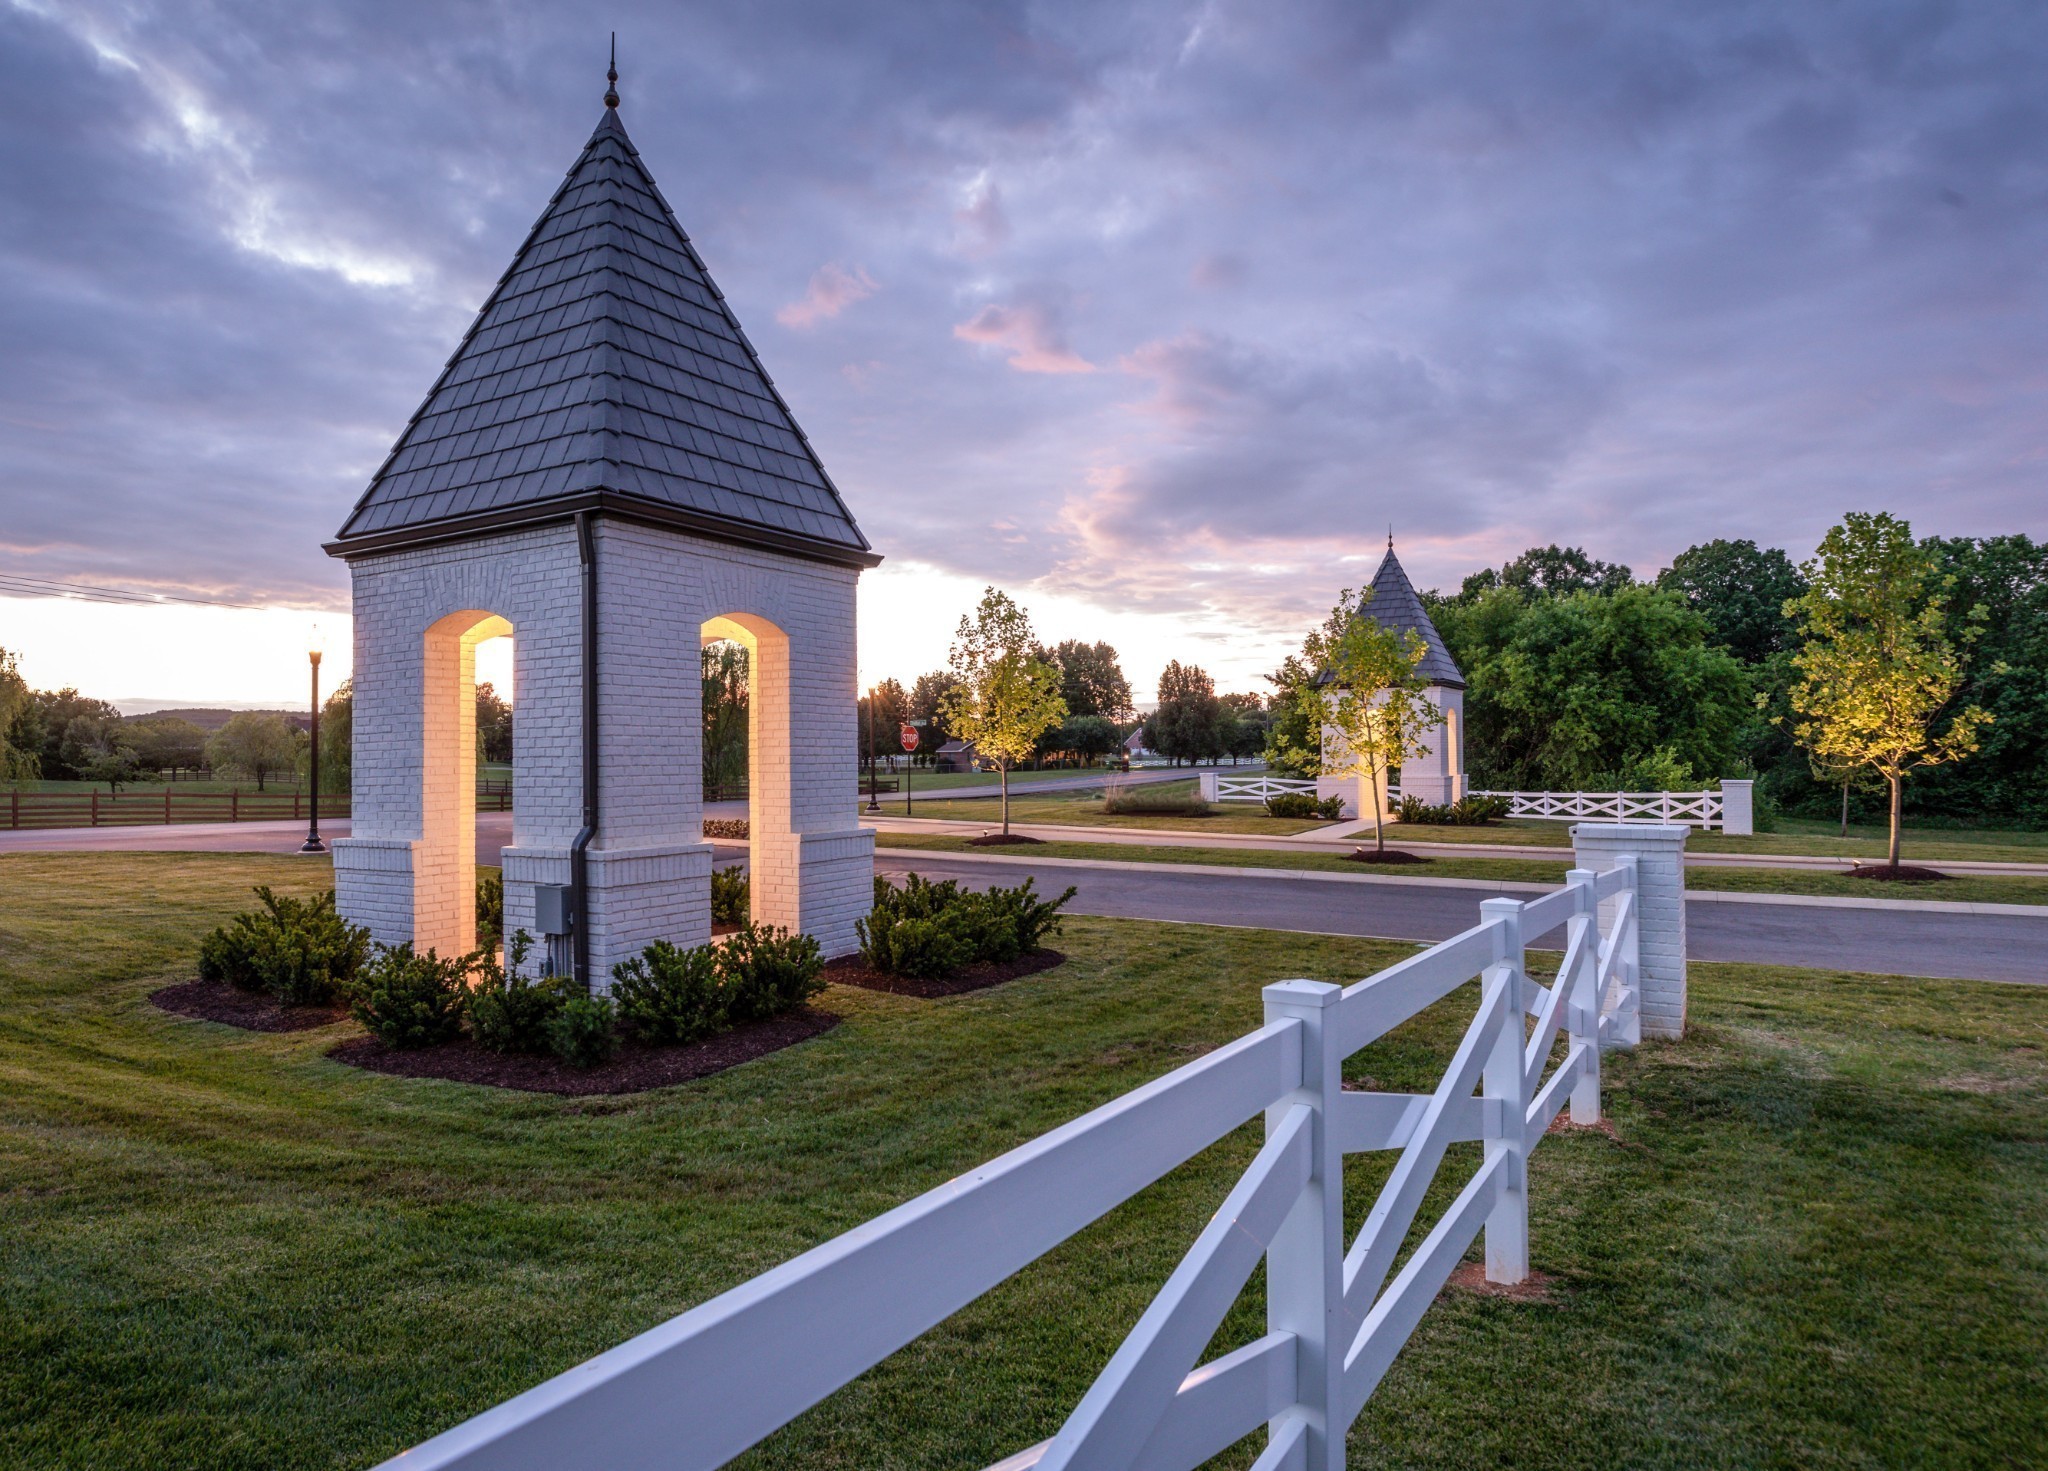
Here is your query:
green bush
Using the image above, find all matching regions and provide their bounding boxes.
[1394,793,1512,826]
[351,942,473,1049]
[711,865,749,925]
[718,924,825,1021]
[476,870,503,945]
[196,887,370,1006]
[1264,791,1345,820]
[545,993,620,1068]
[611,939,725,1043]
[466,931,575,1054]
[859,873,1076,979]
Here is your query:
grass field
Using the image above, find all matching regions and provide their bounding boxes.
[1358,815,2048,866]
[889,780,1327,836]
[874,833,2048,907]
[2,852,2044,1469]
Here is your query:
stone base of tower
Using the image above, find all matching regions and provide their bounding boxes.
[751,828,874,960]
[502,842,715,989]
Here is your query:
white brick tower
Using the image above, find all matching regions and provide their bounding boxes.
[326,88,879,983]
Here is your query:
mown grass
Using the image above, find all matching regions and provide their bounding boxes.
[2,852,2045,1469]
[1361,815,2048,865]
[889,780,1327,836]
[875,833,2048,907]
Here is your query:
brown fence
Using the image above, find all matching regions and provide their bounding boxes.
[4,787,514,831]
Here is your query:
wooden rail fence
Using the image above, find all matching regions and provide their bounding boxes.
[4,786,513,831]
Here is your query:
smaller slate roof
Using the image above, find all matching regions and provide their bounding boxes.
[1360,546,1464,687]
[329,107,875,567]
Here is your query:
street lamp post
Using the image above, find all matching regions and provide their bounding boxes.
[865,686,882,813]
[300,629,328,854]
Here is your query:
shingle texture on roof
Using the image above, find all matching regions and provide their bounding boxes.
[332,109,872,561]
[1361,547,1464,688]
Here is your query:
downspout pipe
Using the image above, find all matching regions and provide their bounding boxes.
[570,511,599,988]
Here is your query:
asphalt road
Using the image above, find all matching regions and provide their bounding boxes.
[9,817,2045,985]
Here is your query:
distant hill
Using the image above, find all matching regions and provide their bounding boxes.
[121,707,307,732]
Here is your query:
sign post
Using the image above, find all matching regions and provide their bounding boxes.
[901,720,924,815]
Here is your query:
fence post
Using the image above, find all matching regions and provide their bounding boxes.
[10,789,17,829]
[1563,868,1602,1124]
[1478,899,1529,1285]
[231,790,239,823]
[90,790,99,827]
[1262,979,1347,1471]
[1571,825,1684,1039]
[1198,770,1218,802]
[1719,778,1753,835]
[165,787,172,824]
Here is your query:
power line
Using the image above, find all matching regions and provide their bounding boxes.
[0,573,271,611]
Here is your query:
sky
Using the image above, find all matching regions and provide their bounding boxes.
[2,0,2045,710]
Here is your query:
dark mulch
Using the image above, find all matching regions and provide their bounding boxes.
[1846,863,1951,883]
[151,978,351,1033]
[967,832,1045,846]
[826,948,1066,998]
[1345,848,1431,865]
[1443,1262,1558,1303]
[326,1008,840,1096]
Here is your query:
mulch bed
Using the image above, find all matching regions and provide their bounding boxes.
[1345,848,1431,865]
[1443,1262,1558,1303]
[1846,863,1951,883]
[326,1008,841,1096]
[151,978,350,1034]
[967,832,1045,846]
[826,948,1066,998]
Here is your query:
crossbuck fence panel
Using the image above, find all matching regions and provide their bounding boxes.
[1210,774,1317,803]
[1468,790,1724,829]
[379,860,1645,1471]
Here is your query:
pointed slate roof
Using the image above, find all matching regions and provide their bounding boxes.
[327,108,877,567]
[1359,545,1464,688]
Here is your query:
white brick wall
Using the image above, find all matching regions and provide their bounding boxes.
[337,516,874,978]
[1571,822,1688,1040]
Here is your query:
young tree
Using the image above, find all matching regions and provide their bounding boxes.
[205,712,303,792]
[1784,512,1993,872]
[1296,591,1445,854]
[940,589,1067,835]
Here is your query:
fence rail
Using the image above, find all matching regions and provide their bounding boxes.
[376,855,1645,1471]
[1469,789,1724,829]
[3,787,513,831]
[1210,773,1317,803]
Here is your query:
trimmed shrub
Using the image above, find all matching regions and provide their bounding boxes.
[476,870,503,945]
[711,865,749,925]
[546,993,621,1068]
[466,931,575,1054]
[704,818,750,840]
[611,939,725,1043]
[859,873,1076,979]
[1264,792,1319,819]
[719,924,826,1021]
[351,942,473,1049]
[1395,794,1512,826]
[196,886,370,1005]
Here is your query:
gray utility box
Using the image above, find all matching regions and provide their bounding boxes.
[532,883,574,937]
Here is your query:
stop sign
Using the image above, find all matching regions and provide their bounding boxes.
[900,723,919,752]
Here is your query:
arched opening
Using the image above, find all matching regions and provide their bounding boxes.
[702,612,799,932]
[417,608,514,959]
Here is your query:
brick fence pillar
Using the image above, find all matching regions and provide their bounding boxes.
[1570,822,1688,1040]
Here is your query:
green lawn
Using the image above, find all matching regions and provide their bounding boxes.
[890,780,1326,836]
[1356,815,2048,866]
[876,833,2048,907]
[3,853,2045,1469]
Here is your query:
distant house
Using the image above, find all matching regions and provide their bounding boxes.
[934,739,981,773]
[1122,729,1155,761]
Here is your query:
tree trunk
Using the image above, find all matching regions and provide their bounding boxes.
[1373,773,1386,854]
[1840,779,1849,839]
[1888,774,1902,873]
[1000,763,1010,836]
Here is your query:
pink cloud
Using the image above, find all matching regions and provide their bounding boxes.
[953,302,1095,374]
[776,263,878,329]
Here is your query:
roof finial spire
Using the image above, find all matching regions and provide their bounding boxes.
[604,32,620,109]
[1388,524,1395,553]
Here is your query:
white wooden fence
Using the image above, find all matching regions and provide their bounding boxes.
[1204,775,1754,834]
[376,859,1644,1471]
[1208,772,1317,803]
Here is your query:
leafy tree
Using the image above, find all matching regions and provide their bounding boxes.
[1783,513,1993,871]
[1657,539,1807,665]
[475,682,513,764]
[315,682,352,796]
[127,716,209,778]
[940,589,1067,835]
[702,641,749,793]
[0,647,37,780]
[1038,640,1134,722]
[1219,691,1268,763]
[1458,545,1633,603]
[1433,585,1751,790]
[1147,661,1222,765]
[205,712,303,791]
[13,688,126,781]
[1261,654,1320,774]
[1295,591,1445,853]
[1041,713,1122,765]
[857,678,910,777]
[908,671,964,763]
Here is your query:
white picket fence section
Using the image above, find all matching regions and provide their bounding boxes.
[1471,789,1723,829]
[1210,773,1317,803]
[376,859,1645,1471]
